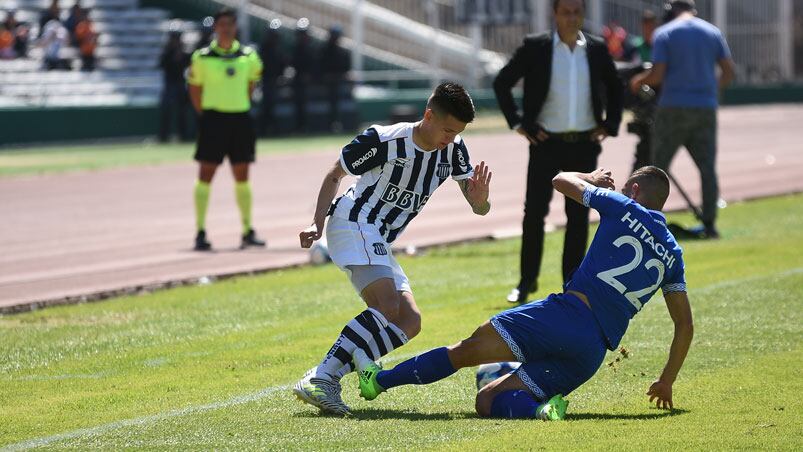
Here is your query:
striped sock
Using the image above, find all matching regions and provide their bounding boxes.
[332,323,409,379]
[318,308,409,380]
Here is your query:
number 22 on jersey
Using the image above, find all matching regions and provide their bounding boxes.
[596,235,665,311]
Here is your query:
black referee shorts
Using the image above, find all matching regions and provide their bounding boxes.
[195,110,256,165]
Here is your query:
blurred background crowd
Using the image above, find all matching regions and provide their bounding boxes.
[1,0,802,144]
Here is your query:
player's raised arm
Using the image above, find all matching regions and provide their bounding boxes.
[552,169,616,205]
[647,291,694,410]
[457,161,492,216]
[299,160,347,248]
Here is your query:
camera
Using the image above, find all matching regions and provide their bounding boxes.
[616,61,658,132]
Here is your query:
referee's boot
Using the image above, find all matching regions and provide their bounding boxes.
[241,229,266,249]
[194,230,212,251]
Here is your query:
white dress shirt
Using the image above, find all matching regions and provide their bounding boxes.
[537,32,597,133]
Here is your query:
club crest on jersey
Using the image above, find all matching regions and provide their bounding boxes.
[380,183,430,212]
[372,242,388,256]
[437,163,451,179]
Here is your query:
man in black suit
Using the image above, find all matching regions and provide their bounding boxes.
[494,0,623,303]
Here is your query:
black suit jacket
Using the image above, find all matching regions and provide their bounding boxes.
[493,31,624,137]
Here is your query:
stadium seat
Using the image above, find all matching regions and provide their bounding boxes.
[0,0,179,108]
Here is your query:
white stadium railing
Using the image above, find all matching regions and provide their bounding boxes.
[249,0,799,86]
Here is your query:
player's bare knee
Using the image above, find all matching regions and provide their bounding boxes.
[396,292,421,338]
[402,309,421,338]
[475,388,495,417]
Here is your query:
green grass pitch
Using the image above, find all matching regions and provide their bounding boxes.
[1,194,802,450]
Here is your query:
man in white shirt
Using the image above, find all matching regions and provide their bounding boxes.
[39,19,68,70]
[494,0,623,303]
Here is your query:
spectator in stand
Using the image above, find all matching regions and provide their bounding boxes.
[38,0,60,38]
[0,23,13,59]
[64,0,81,45]
[39,18,69,70]
[74,8,96,71]
[258,19,286,136]
[602,21,628,61]
[2,10,29,58]
[291,18,312,133]
[159,28,191,142]
[319,25,351,132]
[624,10,658,65]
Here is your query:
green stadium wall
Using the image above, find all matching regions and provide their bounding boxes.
[2,86,803,146]
[5,0,801,146]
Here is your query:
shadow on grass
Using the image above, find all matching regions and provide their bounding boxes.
[567,408,689,421]
[294,408,479,421]
[295,407,687,421]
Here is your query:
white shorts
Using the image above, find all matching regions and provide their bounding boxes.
[326,215,411,294]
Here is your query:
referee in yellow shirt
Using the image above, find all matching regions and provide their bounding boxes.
[188,7,265,251]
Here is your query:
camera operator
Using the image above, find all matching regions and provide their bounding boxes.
[622,10,659,172]
[630,0,735,239]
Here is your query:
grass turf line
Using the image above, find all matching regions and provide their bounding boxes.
[1,194,801,450]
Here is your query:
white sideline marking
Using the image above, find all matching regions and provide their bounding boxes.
[5,267,803,450]
[1,351,420,451]
[2,385,290,451]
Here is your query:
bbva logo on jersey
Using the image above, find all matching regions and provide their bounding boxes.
[380,183,430,212]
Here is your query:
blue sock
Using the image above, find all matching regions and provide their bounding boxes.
[490,390,542,419]
[376,347,456,390]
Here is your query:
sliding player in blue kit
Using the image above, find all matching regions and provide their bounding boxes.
[355,166,694,420]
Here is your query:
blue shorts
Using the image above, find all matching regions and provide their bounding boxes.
[490,293,607,401]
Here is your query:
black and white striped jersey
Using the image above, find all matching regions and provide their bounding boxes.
[329,122,474,243]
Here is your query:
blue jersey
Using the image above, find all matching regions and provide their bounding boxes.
[566,186,687,350]
[652,17,731,109]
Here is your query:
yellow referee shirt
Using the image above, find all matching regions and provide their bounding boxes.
[188,39,263,113]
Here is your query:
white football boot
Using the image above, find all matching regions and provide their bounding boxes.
[292,367,351,416]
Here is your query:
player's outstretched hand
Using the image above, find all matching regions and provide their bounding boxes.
[646,380,674,410]
[588,168,616,190]
[467,161,492,203]
[299,222,322,249]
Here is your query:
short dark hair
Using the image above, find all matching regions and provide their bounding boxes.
[214,7,237,23]
[668,0,695,13]
[628,166,670,210]
[553,0,585,11]
[427,82,475,123]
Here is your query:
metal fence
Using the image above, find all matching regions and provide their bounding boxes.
[590,0,799,84]
[239,0,801,87]
[371,0,801,85]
